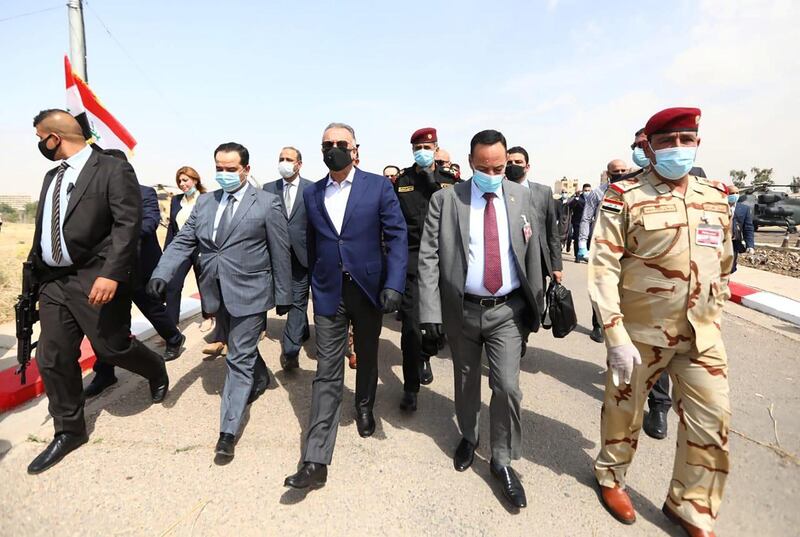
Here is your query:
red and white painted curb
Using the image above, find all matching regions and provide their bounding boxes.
[728,282,800,327]
[0,294,203,413]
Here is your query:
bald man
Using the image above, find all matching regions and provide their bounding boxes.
[578,159,629,342]
[25,109,168,474]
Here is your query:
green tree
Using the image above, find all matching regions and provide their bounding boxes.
[750,167,774,188]
[0,202,19,223]
[729,169,747,188]
[791,176,800,194]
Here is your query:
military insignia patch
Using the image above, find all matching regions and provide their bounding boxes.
[601,198,624,214]
[397,185,414,193]
[642,204,677,214]
[702,202,728,213]
[440,183,453,188]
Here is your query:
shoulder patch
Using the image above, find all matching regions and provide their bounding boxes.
[440,183,453,188]
[601,197,624,214]
[696,177,729,194]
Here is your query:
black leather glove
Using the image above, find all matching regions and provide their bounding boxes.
[275,305,291,316]
[420,322,444,357]
[379,288,402,313]
[145,278,167,301]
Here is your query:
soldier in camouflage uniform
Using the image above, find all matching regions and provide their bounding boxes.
[588,108,732,537]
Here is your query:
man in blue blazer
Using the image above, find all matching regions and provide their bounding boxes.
[84,149,184,398]
[284,123,407,489]
[263,147,313,369]
[729,185,755,273]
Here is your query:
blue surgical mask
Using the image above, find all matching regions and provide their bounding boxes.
[215,171,243,192]
[472,170,503,193]
[632,147,649,168]
[651,146,697,181]
[728,194,739,205]
[413,149,435,168]
[185,186,197,197]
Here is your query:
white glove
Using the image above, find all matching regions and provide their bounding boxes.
[745,247,755,254]
[607,344,642,387]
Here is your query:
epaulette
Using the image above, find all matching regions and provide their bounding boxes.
[696,176,729,194]
[606,178,644,197]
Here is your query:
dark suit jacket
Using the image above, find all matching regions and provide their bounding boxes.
[733,203,755,252]
[138,185,163,283]
[263,177,313,267]
[164,193,184,247]
[153,185,291,318]
[29,149,141,288]
[304,168,408,316]
[529,182,563,276]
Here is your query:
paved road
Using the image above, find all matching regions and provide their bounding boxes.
[0,261,797,536]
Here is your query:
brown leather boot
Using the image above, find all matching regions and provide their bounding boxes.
[599,484,636,525]
[662,503,716,537]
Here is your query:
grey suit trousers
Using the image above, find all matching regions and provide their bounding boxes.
[216,296,267,435]
[447,293,529,467]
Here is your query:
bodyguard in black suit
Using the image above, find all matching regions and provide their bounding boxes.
[263,147,312,369]
[27,109,168,474]
[84,150,185,397]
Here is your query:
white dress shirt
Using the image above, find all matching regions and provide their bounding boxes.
[40,144,93,267]
[213,183,248,241]
[283,178,297,214]
[323,168,355,234]
[175,189,199,231]
[464,181,521,296]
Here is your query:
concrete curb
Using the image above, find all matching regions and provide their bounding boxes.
[728,281,800,326]
[0,294,202,413]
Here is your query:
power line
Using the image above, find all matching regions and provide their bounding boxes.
[0,5,61,24]
[82,0,185,122]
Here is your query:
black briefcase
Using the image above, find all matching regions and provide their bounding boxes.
[541,280,578,338]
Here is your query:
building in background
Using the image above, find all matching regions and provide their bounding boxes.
[0,195,32,211]
[554,177,579,195]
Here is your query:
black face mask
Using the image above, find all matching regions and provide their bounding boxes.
[505,164,526,182]
[608,172,624,183]
[323,147,352,172]
[38,134,60,161]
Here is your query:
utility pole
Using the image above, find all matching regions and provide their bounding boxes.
[67,0,88,81]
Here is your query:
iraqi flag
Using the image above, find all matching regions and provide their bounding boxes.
[64,55,136,153]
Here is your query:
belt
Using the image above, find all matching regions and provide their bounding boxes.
[464,289,519,307]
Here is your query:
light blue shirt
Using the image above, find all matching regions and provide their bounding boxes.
[464,180,520,296]
[40,144,93,267]
[212,182,249,241]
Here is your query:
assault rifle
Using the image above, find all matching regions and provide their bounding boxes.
[14,262,39,385]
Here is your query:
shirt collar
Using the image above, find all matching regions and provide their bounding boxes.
[326,167,355,188]
[283,178,297,189]
[64,144,93,171]
[470,178,504,200]
[225,183,249,202]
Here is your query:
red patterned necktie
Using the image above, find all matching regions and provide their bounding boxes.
[482,192,502,294]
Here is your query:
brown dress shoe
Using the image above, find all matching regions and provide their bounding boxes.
[599,484,636,525]
[202,342,225,355]
[662,503,716,537]
[347,352,357,370]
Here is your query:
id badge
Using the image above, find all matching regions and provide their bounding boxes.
[695,224,723,248]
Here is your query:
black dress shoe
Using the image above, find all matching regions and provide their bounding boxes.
[284,462,327,489]
[419,359,434,385]
[84,373,118,398]
[149,370,169,403]
[399,391,417,412]
[453,438,478,472]
[247,372,271,404]
[164,334,186,362]
[280,353,300,371]
[590,326,605,343]
[490,459,527,508]
[643,408,669,440]
[215,433,235,458]
[27,432,89,475]
[355,409,375,437]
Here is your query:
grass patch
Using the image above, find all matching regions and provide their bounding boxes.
[0,224,35,323]
[26,434,47,443]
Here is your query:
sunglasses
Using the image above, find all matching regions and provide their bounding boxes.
[321,141,357,151]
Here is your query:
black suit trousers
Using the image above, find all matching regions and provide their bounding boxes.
[37,273,165,435]
[399,272,427,393]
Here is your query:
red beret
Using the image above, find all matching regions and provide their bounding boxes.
[410,127,437,144]
[644,107,701,136]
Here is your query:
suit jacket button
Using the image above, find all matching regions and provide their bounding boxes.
[338,240,343,245]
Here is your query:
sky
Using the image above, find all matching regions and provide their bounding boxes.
[0,0,797,197]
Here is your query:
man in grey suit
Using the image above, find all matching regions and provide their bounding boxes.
[264,147,313,370]
[418,130,545,509]
[505,146,563,286]
[147,142,291,460]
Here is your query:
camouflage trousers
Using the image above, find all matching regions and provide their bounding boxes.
[595,340,730,532]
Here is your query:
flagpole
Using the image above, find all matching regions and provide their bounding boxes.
[67,0,88,82]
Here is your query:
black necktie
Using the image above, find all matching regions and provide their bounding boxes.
[215,195,237,245]
[51,162,69,264]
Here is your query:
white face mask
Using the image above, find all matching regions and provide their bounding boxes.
[278,161,296,179]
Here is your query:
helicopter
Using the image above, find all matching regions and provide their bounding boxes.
[736,185,800,233]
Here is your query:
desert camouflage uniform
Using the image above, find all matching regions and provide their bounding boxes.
[588,170,734,532]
